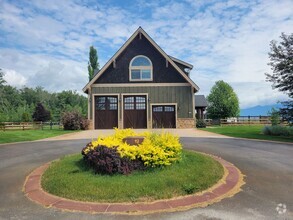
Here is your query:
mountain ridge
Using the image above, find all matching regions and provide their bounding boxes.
[240,104,283,116]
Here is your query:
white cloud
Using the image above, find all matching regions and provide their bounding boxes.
[29,60,87,92]
[2,69,27,87]
[0,49,87,92]
[0,0,292,109]
[231,81,288,108]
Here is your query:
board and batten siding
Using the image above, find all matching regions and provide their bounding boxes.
[89,86,193,120]
[94,34,187,84]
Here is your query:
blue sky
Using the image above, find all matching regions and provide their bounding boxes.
[0,0,292,108]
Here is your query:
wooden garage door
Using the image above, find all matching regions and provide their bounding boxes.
[95,96,118,129]
[152,105,176,128]
[123,95,147,129]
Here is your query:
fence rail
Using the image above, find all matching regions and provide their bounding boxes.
[0,122,62,131]
[204,116,288,126]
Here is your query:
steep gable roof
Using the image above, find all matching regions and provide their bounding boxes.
[169,55,193,69]
[83,27,199,92]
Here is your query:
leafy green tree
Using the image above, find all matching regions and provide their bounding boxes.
[0,85,24,115]
[32,103,51,122]
[88,46,99,81]
[0,69,7,122]
[207,80,240,119]
[265,33,293,98]
[265,33,293,125]
[0,79,87,122]
[20,87,40,106]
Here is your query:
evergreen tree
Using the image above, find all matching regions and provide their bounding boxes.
[0,68,6,86]
[88,46,99,81]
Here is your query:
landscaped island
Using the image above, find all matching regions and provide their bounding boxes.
[41,129,224,203]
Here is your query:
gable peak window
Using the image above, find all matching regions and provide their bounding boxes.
[129,55,153,81]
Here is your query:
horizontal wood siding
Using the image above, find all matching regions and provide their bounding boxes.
[91,86,193,118]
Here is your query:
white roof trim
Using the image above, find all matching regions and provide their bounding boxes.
[92,83,190,87]
[83,27,199,92]
[169,55,193,69]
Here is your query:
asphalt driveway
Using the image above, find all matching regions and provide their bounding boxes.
[0,131,292,220]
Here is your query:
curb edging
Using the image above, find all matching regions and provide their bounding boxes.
[23,153,245,215]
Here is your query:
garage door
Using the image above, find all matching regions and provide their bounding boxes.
[123,95,147,128]
[95,96,118,129]
[152,105,176,128]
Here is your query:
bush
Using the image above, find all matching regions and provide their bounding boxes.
[21,112,31,122]
[80,118,89,130]
[32,103,51,122]
[82,144,145,175]
[138,133,182,167]
[262,125,293,137]
[268,108,280,126]
[196,119,206,128]
[61,111,89,130]
[81,129,182,174]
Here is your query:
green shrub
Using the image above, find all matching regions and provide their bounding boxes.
[61,111,89,130]
[21,112,31,122]
[196,119,207,128]
[268,108,280,126]
[262,125,293,137]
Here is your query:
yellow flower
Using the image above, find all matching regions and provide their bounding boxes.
[82,129,182,167]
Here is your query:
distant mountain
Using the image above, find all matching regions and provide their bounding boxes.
[240,104,283,116]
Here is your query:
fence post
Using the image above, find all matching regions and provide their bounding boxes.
[248,115,250,124]
[259,115,261,124]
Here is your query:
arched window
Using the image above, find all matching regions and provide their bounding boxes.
[129,55,153,81]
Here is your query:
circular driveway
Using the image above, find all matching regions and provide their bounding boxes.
[0,130,292,219]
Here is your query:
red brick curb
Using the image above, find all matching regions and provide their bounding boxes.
[23,153,245,215]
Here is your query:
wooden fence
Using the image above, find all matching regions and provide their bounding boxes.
[204,116,287,126]
[0,122,62,131]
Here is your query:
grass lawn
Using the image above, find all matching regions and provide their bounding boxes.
[42,150,224,203]
[201,125,293,143]
[0,127,77,144]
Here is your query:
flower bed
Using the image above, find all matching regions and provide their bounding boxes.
[82,129,182,175]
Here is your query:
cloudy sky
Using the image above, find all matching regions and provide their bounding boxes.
[0,0,292,108]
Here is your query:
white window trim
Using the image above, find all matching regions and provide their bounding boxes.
[129,55,153,81]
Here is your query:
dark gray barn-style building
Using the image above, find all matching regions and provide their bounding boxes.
[83,27,199,129]
[195,95,208,119]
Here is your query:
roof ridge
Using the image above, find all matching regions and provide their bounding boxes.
[83,27,199,92]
